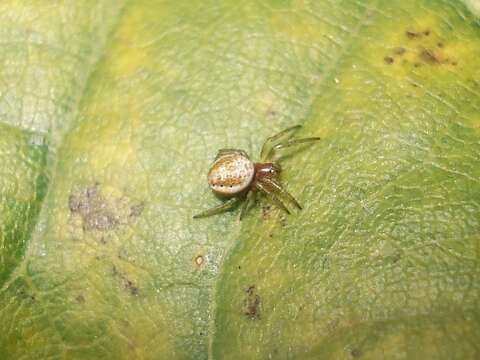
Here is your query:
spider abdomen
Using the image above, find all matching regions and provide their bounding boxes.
[208,153,255,196]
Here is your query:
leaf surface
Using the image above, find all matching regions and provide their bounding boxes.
[0,1,479,359]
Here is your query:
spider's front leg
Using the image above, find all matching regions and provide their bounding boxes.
[263,137,320,161]
[260,125,302,161]
[193,197,241,219]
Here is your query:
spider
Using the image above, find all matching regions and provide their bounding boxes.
[193,125,320,220]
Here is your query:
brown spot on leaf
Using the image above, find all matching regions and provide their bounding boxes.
[76,294,85,304]
[437,42,444,48]
[406,30,420,39]
[125,280,139,296]
[423,30,430,36]
[267,110,278,118]
[17,288,36,302]
[351,348,362,358]
[69,184,144,232]
[420,49,440,64]
[419,48,456,66]
[244,285,261,320]
[130,202,144,217]
[383,56,394,64]
[113,266,139,296]
[393,47,406,55]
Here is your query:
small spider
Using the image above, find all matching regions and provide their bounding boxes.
[193,125,320,220]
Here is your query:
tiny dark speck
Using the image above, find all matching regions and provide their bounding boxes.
[351,348,362,358]
[414,62,422,68]
[437,42,444,48]
[424,30,430,36]
[126,280,139,296]
[406,31,420,39]
[384,56,394,64]
[420,49,440,64]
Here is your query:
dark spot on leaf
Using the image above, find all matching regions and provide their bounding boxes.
[437,42,444,48]
[391,252,402,263]
[113,266,139,296]
[393,47,406,55]
[419,48,456,66]
[383,56,394,64]
[420,49,440,64]
[406,30,420,39]
[424,30,430,36]
[130,202,145,217]
[262,204,272,220]
[17,288,36,302]
[414,62,422,68]
[351,348,362,358]
[76,294,85,304]
[267,110,278,118]
[244,285,261,320]
[125,280,139,296]
[237,265,241,270]
[69,184,143,232]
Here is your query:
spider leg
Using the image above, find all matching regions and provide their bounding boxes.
[193,197,241,219]
[260,125,302,161]
[239,191,255,221]
[260,177,302,210]
[255,181,291,215]
[264,137,320,161]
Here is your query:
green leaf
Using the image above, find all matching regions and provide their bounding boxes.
[1,1,479,359]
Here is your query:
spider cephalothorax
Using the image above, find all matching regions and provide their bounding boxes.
[194,125,319,220]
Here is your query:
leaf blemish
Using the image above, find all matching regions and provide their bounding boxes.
[69,184,143,232]
[351,348,362,358]
[419,48,457,66]
[406,30,420,39]
[383,56,394,64]
[113,266,139,296]
[17,288,36,302]
[194,254,206,268]
[244,285,261,320]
